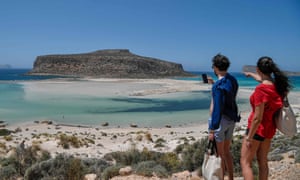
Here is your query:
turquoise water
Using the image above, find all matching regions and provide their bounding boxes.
[0,82,212,127]
[0,69,299,127]
[183,72,300,91]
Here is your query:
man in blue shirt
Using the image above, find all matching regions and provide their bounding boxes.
[208,54,239,180]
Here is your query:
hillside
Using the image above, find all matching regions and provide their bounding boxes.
[28,49,195,78]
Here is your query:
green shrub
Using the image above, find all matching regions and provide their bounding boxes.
[81,158,110,177]
[157,152,181,173]
[0,144,51,177]
[103,148,177,175]
[104,149,147,165]
[24,154,86,180]
[0,157,19,167]
[0,165,17,179]
[65,158,85,180]
[179,138,208,171]
[102,165,123,180]
[134,160,168,178]
[155,138,166,144]
[231,135,243,175]
[4,135,13,141]
[154,138,166,148]
[0,129,11,136]
[58,134,82,149]
[0,142,7,149]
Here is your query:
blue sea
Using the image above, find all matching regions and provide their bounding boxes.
[1,69,299,127]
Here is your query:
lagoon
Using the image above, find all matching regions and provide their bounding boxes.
[1,69,299,127]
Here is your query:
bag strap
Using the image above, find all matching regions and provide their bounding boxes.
[207,139,218,155]
[283,96,290,107]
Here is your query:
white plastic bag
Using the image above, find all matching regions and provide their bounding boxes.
[202,140,222,180]
[275,97,297,137]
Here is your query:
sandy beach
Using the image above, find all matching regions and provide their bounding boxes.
[2,78,214,158]
[21,78,212,97]
[1,78,300,179]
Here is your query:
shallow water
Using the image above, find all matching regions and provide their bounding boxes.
[1,82,218,127]
[1,69,298,127]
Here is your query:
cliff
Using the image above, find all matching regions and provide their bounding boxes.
[29,49,195,78]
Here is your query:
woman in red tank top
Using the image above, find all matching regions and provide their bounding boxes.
[240,56,292,180]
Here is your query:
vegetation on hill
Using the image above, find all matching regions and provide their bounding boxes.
[28,49,195,78]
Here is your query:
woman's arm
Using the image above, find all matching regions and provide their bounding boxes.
[246,103,265,146]
[244,72,262,82]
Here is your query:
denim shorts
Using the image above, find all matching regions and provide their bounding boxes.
[213,116,235,142]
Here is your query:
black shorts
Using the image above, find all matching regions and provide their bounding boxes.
[245,129,265,142]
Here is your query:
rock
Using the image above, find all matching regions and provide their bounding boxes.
[14,127,22,133]
[119,166,132,176]
[130,124,138,128]
[102,122,109,126]
[40,120,53,125]
[84,174,97,180]
[101,132,107,136]
[6,149,17,158]
[171,170,192,180]
[28,49,195,78]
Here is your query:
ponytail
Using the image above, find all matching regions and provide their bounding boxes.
[257,56,292,97]
[272,65,292,97]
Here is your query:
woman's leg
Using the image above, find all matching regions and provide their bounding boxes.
[256,138,271,180]
[240,137,260,180]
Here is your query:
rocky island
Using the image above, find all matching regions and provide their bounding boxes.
[28,49,195,78]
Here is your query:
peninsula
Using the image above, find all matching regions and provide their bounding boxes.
[28,49,195,78]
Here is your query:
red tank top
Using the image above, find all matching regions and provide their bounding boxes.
[247,84,283,138]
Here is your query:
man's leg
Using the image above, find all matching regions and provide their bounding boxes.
[224,139,234,180]
[216,141,225,180]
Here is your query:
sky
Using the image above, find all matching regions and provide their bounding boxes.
[1,0,300,72]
